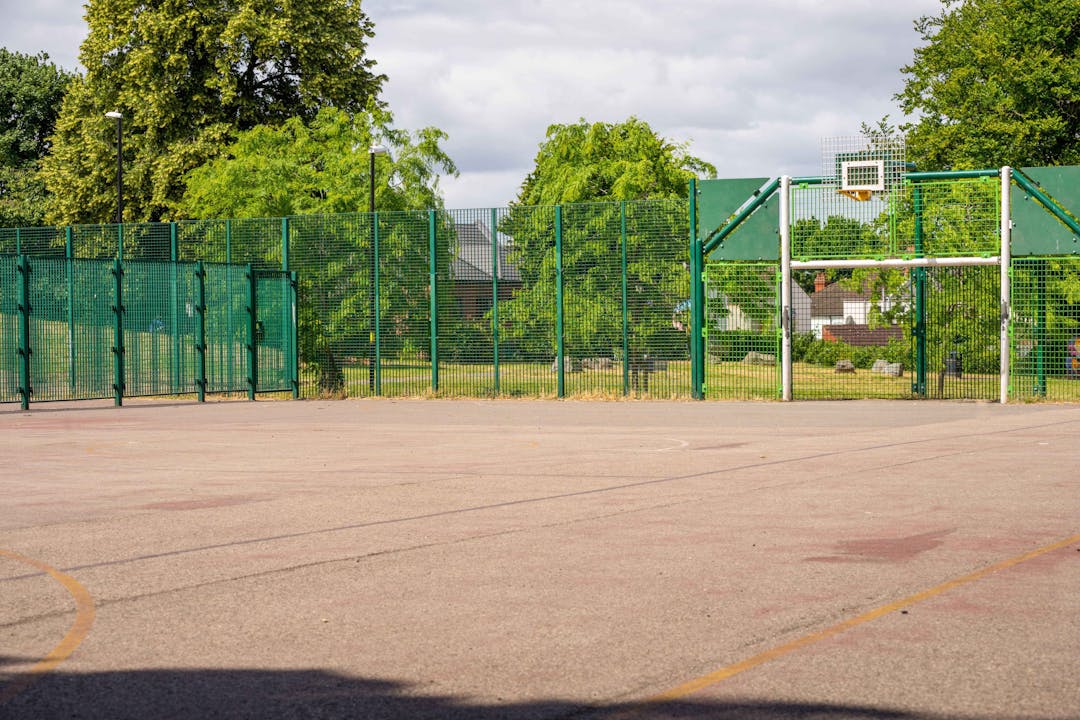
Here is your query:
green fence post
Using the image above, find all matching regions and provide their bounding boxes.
[169,222,180,393]
[491,207,500,395]
[555,205,565,398]
[373,211,381,396]
[117,223,123,261]
[246,263,257,400]
[195,261,207,402]
[111,258,125,406]
[14,227,20,255]
[620,201,630,396]
[16,255,31,410]
[290,270,300,399]
[1036,259,1047,396]
[225,220,233,390]
[689,180,704,400]
[281,217,292,397]
[66,227,75,393]
[429,210,439,393]
[281,217,289,272]
[913,186,927,396]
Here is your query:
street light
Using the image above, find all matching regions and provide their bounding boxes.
[368,144,389,393]
[368,144,389,213]
[104,111,123,224]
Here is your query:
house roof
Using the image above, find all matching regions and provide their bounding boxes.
[451,221,521,283]
[810,282,869,317]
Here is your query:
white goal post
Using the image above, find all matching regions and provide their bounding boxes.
[778,167,1013,403]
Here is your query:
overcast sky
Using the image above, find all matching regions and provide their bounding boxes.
[0,0,943,209]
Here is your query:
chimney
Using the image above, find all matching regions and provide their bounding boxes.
[815,272,827,293]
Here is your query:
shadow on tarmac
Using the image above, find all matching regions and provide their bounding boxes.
[0,668,1050,720]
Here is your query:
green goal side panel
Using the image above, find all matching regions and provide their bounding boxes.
[697,178,780,261]
[1012,166,1080,256]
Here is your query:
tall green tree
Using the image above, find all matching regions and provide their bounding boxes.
[0,49,72,227]
[898,0,1080,170]
[41,0,386,225]
[177,106,457,392]
[500,118,714,388]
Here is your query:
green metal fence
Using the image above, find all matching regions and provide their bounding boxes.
[0,255,296,408]
[1011,257,1080,402]
[8,186,1080,404]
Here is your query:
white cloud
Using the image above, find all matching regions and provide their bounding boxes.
[0,0,944,208]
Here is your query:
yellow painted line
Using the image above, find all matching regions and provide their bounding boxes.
[0,549,96,706]
[621,532,1080,716]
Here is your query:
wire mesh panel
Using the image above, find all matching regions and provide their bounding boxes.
[626,200,692,398]
[289,213,372,397]
[792,185,893,260]
[377,211,433,397]
[793,269,913,400]
[704,262,779,400]
[67,258,116,399]
[26,257,73,401]
[896,179,1001,257]
[1011,258,1080,402]
[255,271,295,393]
[0,256,20,402]
[496,205,558,397]
[437,209,497,397]
[229,218,283,270]
[177,220,230,263]
[1,227,67,256]
[124,260,195,396]
[70,224,121,259]
[922,265,999,399]
[203,263,248,393]
[122,223,173,261]
[560,202,623,397]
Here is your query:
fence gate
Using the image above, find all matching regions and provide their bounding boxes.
[1,256,298,409]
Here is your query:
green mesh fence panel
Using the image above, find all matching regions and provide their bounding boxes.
[704,262,779,400]
[625,199,692,398]
[1011,258,1080,402]
[71,224,120,259]
[203,263,248,394]
[1,227,66,256]
[791,178,1001,260]
[561,202,623,396]
[121,223,173,261]
[377,211,432,397]
[791,265,997,400]
[288,213,374,397]
[438,209,497,396]
[177,220,230,263]
[0,256,19,401]
[0,256,290,405]
[255,271,295,393]
[123,260,197,396]
[497,205,557,397]
[229,218,283,270]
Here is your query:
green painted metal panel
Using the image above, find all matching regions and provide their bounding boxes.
[697,178,779,261]
[1012,166,1080,256]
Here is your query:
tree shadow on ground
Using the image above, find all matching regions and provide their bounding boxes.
[0,668,1053,720]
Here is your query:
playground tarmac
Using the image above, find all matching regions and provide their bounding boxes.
[1,397,1078,719]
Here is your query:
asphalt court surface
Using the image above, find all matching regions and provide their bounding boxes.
[1,398,1078,719]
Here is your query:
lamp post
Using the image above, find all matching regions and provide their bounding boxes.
[368,144,389,393]
[104,111,123,224]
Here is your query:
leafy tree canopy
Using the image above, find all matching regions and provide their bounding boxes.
[898,0,1080,170]
[176,106,456,218]
[501,118,714,377]
[0,49,72,227]
[513,117,716,206]
[42,0,386,224]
